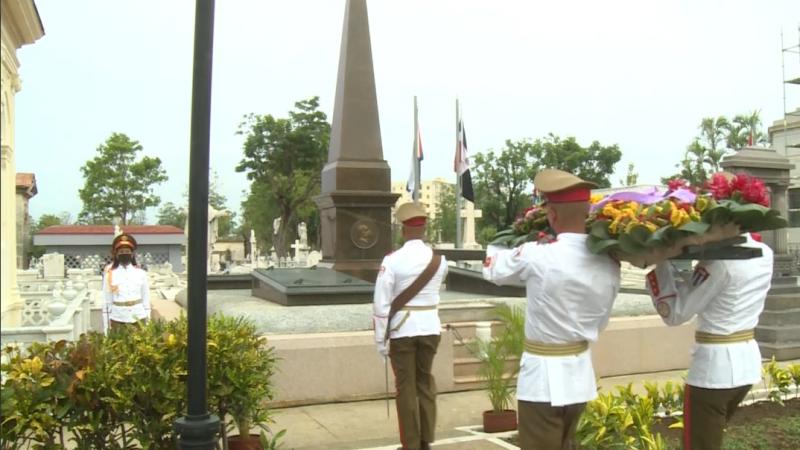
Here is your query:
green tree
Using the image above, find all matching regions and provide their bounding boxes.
[728,110,767,150]
[472,134,621,233]
[156,202,187,228]
[429,184,456,243]
[530,134,622,188]
[78,133,168,224]
[473,140,536,231]
[236,97,330,257]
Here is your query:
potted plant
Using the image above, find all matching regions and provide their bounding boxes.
[471,304,524,433]
[207,314,279,450]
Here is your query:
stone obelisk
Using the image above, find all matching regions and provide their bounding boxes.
[314,0,399,282]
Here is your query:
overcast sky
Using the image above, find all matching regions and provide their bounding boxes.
[14,0,800,222]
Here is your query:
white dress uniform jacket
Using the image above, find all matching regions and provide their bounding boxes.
[483,233,621,406]
[646,234,773,389]
[373,240,448,347]
[102,264,152,332]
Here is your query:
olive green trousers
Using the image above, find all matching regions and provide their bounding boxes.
[389,334,441,450]
[517,400,586,450]
[683,384,751,450]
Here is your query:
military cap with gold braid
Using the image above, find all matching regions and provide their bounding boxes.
[533,169,597,203]
[111,233,138,254]
[395,202,428,227]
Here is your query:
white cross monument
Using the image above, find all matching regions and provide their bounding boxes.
[460,201,483,250]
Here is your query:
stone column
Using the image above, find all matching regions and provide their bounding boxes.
[721,146,795,274]
[1,0,45,326]
[1,47,22,326]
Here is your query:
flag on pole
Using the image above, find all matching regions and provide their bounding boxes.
[454,119,474,202]
[406,99,423,199]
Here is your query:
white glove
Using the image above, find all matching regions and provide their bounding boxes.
[376,340,389,358]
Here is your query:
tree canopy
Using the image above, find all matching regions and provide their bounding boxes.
[78,133,168,225]
[662,110,767,185]
[473,134,621,232]
[236,97,330,256]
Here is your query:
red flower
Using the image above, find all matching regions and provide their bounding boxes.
[740,178,770,207]
[706,173,732,200]
[667,178,689,191]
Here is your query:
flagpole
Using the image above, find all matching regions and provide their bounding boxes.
[413,96,421,201]
[455,98,463,249]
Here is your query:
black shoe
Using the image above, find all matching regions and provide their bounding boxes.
[421,442,431,450]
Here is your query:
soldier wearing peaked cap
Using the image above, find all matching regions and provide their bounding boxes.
[483,169,621,450]
[373,202,448,450]
[102,232,151,333]
[646,231,773,450]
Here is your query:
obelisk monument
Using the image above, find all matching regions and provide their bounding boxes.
[314,0,399,282]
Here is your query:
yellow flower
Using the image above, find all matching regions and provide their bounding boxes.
[644,221,658,232]
[590,194,604,205]
[603,204,621,219]
[670,208,690,227]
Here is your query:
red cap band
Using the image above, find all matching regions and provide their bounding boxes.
[543,187,591,203]
[402,217,427,227]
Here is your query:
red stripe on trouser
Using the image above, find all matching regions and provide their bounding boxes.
[683,384,691,450]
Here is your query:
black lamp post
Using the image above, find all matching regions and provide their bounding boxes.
[174,0,220,448]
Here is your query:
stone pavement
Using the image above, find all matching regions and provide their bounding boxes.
[271,369,690,450]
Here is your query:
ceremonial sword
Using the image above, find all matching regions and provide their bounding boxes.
[384,356,390,418]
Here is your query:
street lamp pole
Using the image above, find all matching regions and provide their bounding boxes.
[174,0,220,448]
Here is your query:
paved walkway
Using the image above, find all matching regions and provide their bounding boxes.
[272,369,690,450]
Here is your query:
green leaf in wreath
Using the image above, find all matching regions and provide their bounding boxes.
[618,232,646,254]
[627,224,653,246]
[646,225,679,247]
[589,220,612,240]
[588,236,619,254]
[701,203,731,226]
[678,221,709,235]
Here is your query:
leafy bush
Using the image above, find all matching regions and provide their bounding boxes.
[0,314,279,450]
[208,314,278,442]
[1,341,72,450]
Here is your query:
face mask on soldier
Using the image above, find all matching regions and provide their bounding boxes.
[118,254,132,266]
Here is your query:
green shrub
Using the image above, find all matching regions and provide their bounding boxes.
[1,341,72,450]
[207,314,278,442]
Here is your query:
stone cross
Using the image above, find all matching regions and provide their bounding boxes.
[291,239,308,266]
[460,201,483,249]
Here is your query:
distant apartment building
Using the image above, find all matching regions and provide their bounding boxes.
[768,108,800,246]
[390,177,454,223]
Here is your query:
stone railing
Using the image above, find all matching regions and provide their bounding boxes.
[2,279,94,348]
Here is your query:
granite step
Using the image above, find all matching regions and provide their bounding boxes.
[758,342,800,361]
[439,303,499,323]
[758,308,800,327]
[755,325,800,343]
[453,356,520,378]
[452,374,518,392]
[764,293,800,311]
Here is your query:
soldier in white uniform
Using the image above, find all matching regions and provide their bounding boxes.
[373,202,448,450]
[102,233,151,333]
[646,232,773,450]
[483,169,621,450]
